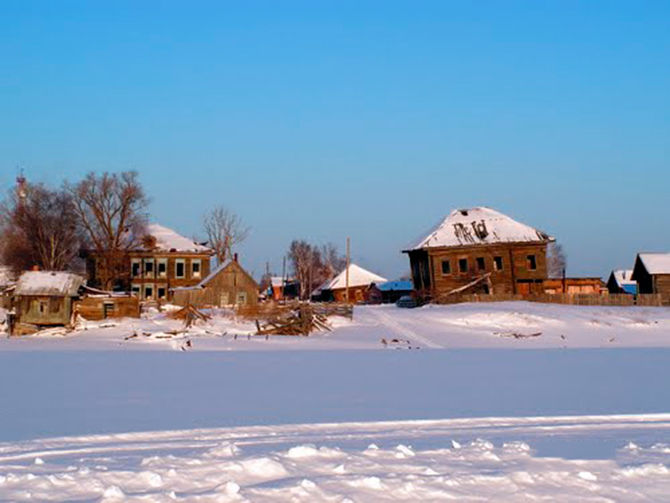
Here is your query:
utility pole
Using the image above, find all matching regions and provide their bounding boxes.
[345,237,350,304]
[281,256,286,301]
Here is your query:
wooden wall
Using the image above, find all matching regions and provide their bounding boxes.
[425,242,549,297]
[74,296,140,320]
[14,295,73,326]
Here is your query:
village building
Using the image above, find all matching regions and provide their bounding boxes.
[631,253,670,296]
[317,263,388,303]
[377,280,414,304]
[404,207,554,299]
[543,277,605,295]
[606,269,638,295]
[8,271,139,335]
[171,255,259,308]
[83,223,214,301]
[267,276,300,301]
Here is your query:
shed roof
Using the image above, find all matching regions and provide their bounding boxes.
[610,269,636,288]
[378,280,414,292]
[636,253,670,275]
[407,207,553,251]
[322,264,388,290]
[15,271,84,297]
[143,223,212,254]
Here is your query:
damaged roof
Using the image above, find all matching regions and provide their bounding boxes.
[407,207,554,251]
[142,223,212,254]
[15,271,85,297]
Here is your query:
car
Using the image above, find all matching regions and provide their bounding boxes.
[395,295,417,308]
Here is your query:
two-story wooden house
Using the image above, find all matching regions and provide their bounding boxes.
[404,207,554,299]
[84,223,214,300]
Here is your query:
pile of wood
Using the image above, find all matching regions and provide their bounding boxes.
[168,304,211,328]
[255,304,332,336]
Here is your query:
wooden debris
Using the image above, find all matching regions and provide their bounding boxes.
[255,304,333,336]
[168,304,211,328]
[496,331,542,339]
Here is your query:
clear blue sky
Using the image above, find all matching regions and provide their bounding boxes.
[1,1,669,279]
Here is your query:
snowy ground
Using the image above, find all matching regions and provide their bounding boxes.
[1,302,670,351]
[1,302,669,500]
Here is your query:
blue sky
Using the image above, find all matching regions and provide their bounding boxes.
[1,1,669,279]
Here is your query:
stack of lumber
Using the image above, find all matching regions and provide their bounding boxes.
[255,304,332,336]
[168,304,211,328]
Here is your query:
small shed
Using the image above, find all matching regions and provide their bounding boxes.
[172,258,259,307]
[11,271,85,333]
[631,253,670,295]
[318,264,388,303]
[73,286,140,320]
[606,270,637,295]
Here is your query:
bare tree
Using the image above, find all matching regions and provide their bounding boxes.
[0,183,81,273]
[319,243,346,285]
[547,242,567,278]
[68,171,148,289]
[287,241,346,300]
[203,206,250,264]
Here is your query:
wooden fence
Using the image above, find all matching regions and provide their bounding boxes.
[435,293,668,307]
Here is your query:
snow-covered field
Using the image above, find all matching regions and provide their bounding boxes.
[1,302,670,500]
[2,302,670,351]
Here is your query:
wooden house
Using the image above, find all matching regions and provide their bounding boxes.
[83,223,214,301]
[404,207,554,299]
[318,264,388,303]
[606,269,637,295]
[631,253,670,296]
[171,256,259,308]
[9,271,139,335]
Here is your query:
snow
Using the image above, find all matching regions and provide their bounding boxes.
[409,206,553,250]
[0,415,669,501]
[14,271,84,296]
[611,269,636,288]
[2,302,670,500]
[322,263,388,290]
[144,223,211,253]
[637,252,670,275]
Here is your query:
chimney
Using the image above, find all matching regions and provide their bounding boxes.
[233,253,238,262]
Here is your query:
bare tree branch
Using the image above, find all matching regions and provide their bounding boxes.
[202,206,250,264]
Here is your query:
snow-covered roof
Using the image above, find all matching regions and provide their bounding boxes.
[636,253,670,275]
[322,264,388,290]
[610,269,636,288]
[15,271,85,297]
[143,223,212,254]
[408,207,553,250]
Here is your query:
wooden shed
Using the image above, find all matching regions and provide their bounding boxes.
[171,258,259,308]
[606,269,637,295]
[404,207,554,300]
[73,287,140,320]
[317,264,388,304]
[11,271,85,334]
[543,277,605,295]
[631,253,670,296]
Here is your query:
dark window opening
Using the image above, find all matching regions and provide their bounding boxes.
[158,287,166,299]
[458,258,468,273]
[441,260,451,275]
[145,261,154,273]
[176,262,185,278]
[494,256,503,271]
[527,255,537,271]
[192,261,201,274]
[131,262,141,277]
[158,261,167,275]
[476,257,486,271]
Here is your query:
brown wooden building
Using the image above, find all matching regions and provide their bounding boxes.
[543,277,605,295]
[172,256,259,308]
[631,253,670,296]
[404,207,554,299]
[83,223,214,301]
[317,263,388,303]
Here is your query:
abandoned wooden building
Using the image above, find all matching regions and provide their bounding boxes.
[83,223,214,301]
[316,263,388,303]
[404,207,554,299]
[606,269,638,295]
[631,253,670,296]
[171,255,259,308]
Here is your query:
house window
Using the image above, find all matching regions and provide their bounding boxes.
[143,258,154,278]
[175,259,185,278]
[236,291,248,305]
[38,300,48,314]
[192,259,201,279]
[441,260,451,275]
[157,286,167,300]
[219,292,230,306]
[144,285,154,299]
[131,259,141,278]
[476,257,486,271]
[494,256,503,271]
[131,284,141,296]
[157,258,167,278]
[458,258,468,273]
[527,255,537,271]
